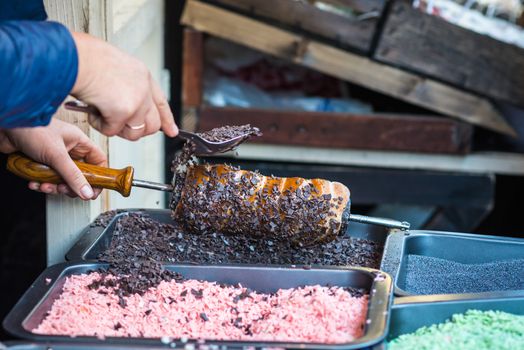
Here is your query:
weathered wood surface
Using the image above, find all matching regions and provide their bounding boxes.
[182,29,204,108]
[197,107,473,154]
[209,0,383,53]
[222,143,524,175]
[376,1,524,108]
[181,0,516,136]
[324,0,384,14]
[44,0,110,266]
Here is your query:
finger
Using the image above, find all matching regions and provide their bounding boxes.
[39,183,60,195]
[88,110,123,137]
[88,114,104,133]
[82,140,108,167]
[92,188,103,199]
[47,150,95,200]
[89,114,122,137]
[118,101,151,141]
[143,104,161,136]
[58,184,75,196]
[28,182,40,191]
[151,79,178,137]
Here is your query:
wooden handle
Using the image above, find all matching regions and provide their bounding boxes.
[6,153,134,197]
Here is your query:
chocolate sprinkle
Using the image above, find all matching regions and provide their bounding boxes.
[98,212,383,268]
[170,125,261,221]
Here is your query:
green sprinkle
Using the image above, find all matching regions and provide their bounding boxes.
[388,310,524,350]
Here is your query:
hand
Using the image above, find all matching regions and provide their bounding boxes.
[0,119,107,200]
[70,32,178,141]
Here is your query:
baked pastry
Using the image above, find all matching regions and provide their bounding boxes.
[171,164,351,245]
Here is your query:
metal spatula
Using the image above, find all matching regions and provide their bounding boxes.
[64,101,250,155]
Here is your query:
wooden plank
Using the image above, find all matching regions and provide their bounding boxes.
[44,0,110,266]
[219,143,524,175]
[197,107,473,154]
[181,1,516,137]
[108,0,160,53]
[323,0,384,14]
[182,29,204,108]
[108,3,167,211]
[376,1,524,107]
[209,0,381,52]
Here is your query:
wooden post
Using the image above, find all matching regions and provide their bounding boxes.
[44,0,110,266]
[44,0,167,265]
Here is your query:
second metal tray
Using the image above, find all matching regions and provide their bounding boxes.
[4,263,393,350]
[66,209,390,264]
[380,230,524,296]
[371,294,524,349]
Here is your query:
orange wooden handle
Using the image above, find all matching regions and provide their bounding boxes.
[6,153,134,197]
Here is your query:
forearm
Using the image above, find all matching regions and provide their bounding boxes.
[0,20,78,128]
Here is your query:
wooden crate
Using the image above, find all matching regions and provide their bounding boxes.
[208,0,384,54]
[181,1,515,136]
[376,1,524,108]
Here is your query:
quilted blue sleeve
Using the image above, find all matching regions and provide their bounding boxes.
[0,20,78,128]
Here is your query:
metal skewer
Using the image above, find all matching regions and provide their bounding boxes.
[132,179,173,192]
[349,214,410,230]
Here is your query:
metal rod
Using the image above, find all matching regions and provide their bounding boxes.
[349,214,410,230]
[132,179,173,192]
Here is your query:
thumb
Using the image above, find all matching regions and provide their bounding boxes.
[47,151,94,200]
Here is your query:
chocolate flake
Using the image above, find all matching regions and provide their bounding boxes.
[97,212,383,271]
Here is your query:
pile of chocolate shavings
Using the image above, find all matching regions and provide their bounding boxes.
[88,259,183,307]
[171,124,261,173]
[88,212,377,308]
[97,212,383,269]
[91,209,131,228]
[197,124,261,142]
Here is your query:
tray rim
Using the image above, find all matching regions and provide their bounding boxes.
[65,209,151,262]
[380,230,524,297]
[3,262,393,350]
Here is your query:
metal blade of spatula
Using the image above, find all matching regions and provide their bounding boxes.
[7,153,410,230]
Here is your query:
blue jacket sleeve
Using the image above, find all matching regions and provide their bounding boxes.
[0,20,78,128]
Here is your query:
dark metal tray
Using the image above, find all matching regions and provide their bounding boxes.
[380,230,524,296]
[4,262,393,350]
[371,294,524,349]
[65,209,390,263]
[0,342,176,350]
[370,293,524,349]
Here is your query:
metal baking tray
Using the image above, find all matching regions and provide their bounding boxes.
[4,262,393,350]
[0,342,177,350]
[65,209,390,263]
[370,294,524,349]
[380,230,524,296]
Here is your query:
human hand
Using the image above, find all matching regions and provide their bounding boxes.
[70,32,178,141]
[0,119,107,200]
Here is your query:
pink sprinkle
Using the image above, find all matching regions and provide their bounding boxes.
[45,278,52,285]
[34,272,369,344]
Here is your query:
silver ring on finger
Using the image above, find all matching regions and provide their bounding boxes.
[126,123,146,130]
